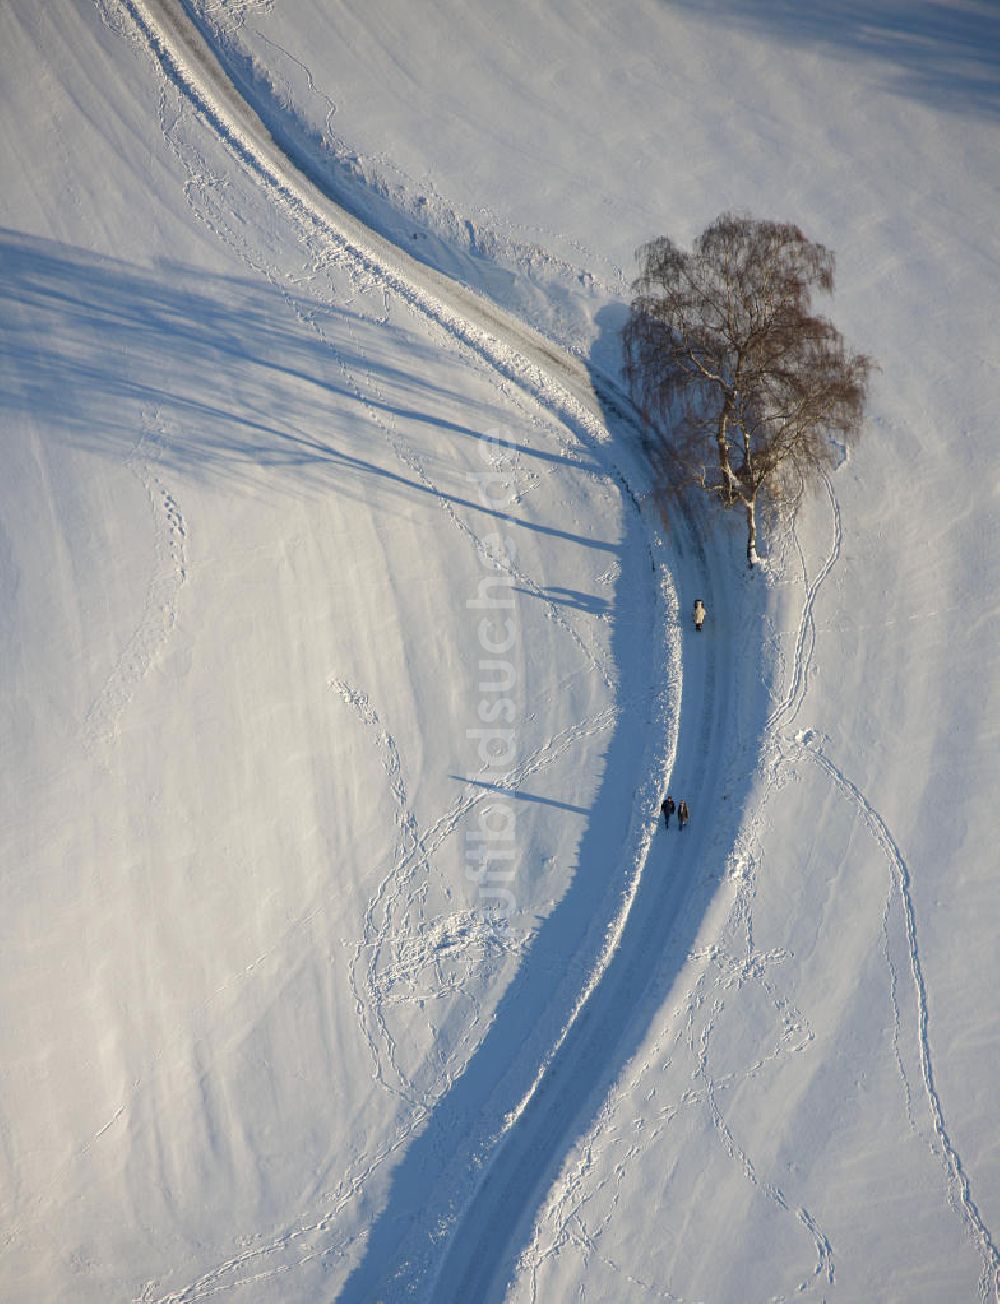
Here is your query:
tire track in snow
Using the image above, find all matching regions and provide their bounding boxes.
[526,489,847,1301]
[649,502,837,1297]
[423,562,681,1304]
[515,543,835,1302]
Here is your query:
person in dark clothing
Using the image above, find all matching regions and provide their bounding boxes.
[677,799,690,830]
[661,795,676,827]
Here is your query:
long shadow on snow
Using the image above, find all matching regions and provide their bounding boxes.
[663,0,1000,121]
[0,231,605,562]
[338,309,773,1302]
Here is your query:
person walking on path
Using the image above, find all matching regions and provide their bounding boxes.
[661,795,676,827]
[693,599,706,632]
[677,799,690,830]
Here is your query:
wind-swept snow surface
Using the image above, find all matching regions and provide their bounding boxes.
[1,2,998,1303]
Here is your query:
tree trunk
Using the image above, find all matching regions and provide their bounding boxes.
[746,498,758,567]
[716,396,738,505]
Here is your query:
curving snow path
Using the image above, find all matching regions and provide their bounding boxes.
[107,1,767,1298]
[5,1,996,1299]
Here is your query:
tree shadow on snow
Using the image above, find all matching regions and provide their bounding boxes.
[0,228,601,540]
[662,0,1000,120]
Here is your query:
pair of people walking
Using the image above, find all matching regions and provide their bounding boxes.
[660,795,689,830]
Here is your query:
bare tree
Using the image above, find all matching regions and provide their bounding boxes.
[623,213,874,565]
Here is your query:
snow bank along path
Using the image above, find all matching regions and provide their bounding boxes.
[113,0,727,1296]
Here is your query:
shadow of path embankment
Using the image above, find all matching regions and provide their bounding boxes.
[339,310,774,1302]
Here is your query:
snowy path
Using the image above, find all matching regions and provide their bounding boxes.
[426,520,727,1303]
[98,0,726,1297]
[99,0,768,1297]
[103,1,906,1298]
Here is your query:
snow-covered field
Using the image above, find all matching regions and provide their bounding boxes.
[1,2,997,1301]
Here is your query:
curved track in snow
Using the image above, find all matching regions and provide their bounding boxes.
[114,1,742,1299]
[428,548,728,1304]
[121,0,622,460]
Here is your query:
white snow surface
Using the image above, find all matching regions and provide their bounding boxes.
[1,2,998,1302]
